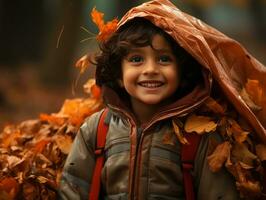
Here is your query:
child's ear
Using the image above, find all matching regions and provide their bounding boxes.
[118,79,124,88]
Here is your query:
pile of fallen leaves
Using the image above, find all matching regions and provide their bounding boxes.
[171,79,266,199]
[0,78,103,199]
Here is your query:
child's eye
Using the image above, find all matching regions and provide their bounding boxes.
[158,55,172,63]
[129,55,143,63]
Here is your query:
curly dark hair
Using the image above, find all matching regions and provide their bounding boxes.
[94,17,203,98]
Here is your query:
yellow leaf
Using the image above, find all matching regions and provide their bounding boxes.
[184,115,217,134]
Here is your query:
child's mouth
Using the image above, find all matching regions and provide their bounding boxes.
[138,81,164,88]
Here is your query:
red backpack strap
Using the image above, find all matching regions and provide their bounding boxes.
[89,108,109,200]
[181,133,202,200]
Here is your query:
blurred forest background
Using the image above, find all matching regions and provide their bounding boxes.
[0,0,265,129]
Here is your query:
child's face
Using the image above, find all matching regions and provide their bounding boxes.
[120,34,180,107]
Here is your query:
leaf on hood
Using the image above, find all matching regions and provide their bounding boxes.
[207,141,231,172]
[172,119,188,144]
[255,144,266,161]
[53,134,73,154]
[204,97,226,115]
[227,119,249,143]
[231,143,257,167]
[184,114,217,134]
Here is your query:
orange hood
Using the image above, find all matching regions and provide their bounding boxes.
[117,0,266,143]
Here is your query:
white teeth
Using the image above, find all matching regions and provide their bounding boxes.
[139,82,163,88]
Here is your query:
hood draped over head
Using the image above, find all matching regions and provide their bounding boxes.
[96,0,266,143]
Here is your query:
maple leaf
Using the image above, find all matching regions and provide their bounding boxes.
[184,114,217,134]
[207,141,231,172]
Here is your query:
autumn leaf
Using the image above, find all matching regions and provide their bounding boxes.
[231,143,257,167]
[172,119,188,144]
[207,141,231,172]
[184,114,217,134]
[227,119,249,143]
[91,7,118,41]
[91,7,104,30]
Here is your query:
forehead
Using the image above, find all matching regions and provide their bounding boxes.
[151,34,172,51]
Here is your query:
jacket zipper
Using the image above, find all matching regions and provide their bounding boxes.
[130,127,143,199]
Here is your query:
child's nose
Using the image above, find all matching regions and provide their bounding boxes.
[143,59,159,75]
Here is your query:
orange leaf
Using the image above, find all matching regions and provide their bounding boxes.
[207,141,231,172]
[33,139,50,153]
[91,7,118,41]
[97,18,118,41]
[184,114,217,134]
[91,7,104,31]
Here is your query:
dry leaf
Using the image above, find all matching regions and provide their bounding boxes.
[91,7,118,41]
[228,119,249,143]
[207,141,231,172]
[172,120,188,144]
[184,114,217,134]
[231,143,257,167]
